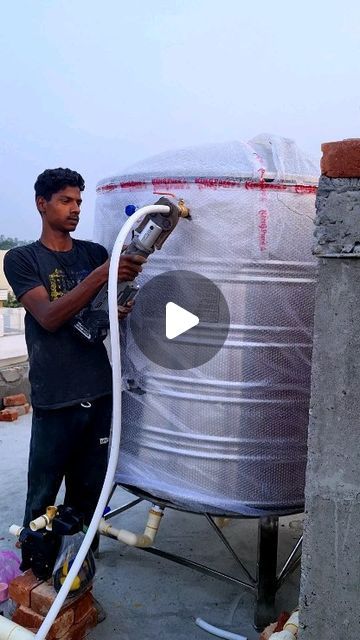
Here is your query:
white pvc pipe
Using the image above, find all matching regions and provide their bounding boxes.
[29,515,49,532]
[29,204,170,640]
[9,525,23,538]
[99,505,164,547]
[0,616,35,640]
[30,506,58,532]
[195,617,247,640]
[99,519,148,546]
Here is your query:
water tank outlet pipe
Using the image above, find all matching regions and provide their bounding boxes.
[99,505,164,548]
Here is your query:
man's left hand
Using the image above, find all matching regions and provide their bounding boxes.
[118,300,135,320]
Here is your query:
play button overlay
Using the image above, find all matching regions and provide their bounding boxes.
[166,302,199,339]
[129,270,230,369]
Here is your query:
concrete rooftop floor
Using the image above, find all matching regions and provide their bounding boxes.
[0,411,303,640]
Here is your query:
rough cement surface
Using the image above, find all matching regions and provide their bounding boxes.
[0,414,302,640]
[0,333,30,401]
[0,362,30,403]
[299,260,360,638]
[314,176,360,255]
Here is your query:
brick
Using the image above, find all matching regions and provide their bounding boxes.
[3,393,27,407]
[5,403,30,416]
[73,591,94,624]
[13,606,75,639]
[87,605,98,628]
[0,409,18,421]
[10,572,95,638]
[12,604,44,631]
[31,581,92,618]
[59,620,87,640]
[56,608,97,640]
[31,581,58,616]
[9,570,43,607]
[12,605,97,640]
[47,607,74,640]
[12,599,82,639]
[321,138,360,177]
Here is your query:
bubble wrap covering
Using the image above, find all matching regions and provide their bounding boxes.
[94,134,319,516]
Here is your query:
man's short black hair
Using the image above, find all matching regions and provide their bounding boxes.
[34,168,85,201]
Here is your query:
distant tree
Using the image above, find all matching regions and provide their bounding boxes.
[0,235,31,249]
[3,292,22,308]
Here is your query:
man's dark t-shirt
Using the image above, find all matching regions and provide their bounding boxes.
[4,240,112,409]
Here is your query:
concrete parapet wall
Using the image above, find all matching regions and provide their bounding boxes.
[314,176,360,255]
[299,169,360,638]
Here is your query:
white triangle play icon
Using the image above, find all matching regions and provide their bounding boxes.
[166,302,199,340]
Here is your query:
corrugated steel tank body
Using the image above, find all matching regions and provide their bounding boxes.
[94,135,319,516]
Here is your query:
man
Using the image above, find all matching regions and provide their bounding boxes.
[4,167,146,534]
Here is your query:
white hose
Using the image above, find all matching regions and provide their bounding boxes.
[195,618,247,640]
[33,204,170,639]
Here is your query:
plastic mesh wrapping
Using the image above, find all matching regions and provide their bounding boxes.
[94,134,319,516]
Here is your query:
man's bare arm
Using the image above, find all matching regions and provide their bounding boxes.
[20,255,146,332]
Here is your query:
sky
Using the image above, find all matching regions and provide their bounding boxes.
[1,0,360,240]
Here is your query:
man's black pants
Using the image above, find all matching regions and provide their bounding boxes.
[23,395,112,528]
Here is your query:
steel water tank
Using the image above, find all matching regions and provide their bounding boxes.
[94,134,318,516]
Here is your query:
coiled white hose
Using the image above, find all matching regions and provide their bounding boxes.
[195,617,247,640]
[33,204,170,640]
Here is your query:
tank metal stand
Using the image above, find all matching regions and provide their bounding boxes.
[255,516,279,630]
[102,485,302,630]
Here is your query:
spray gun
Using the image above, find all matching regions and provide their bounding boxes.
[71,197,190,343]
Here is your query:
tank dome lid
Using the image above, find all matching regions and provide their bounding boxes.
[97,133,319,188]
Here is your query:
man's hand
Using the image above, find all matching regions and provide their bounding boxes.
[118,254,146,282]
[118,300,135,320]
[97,254,146,283]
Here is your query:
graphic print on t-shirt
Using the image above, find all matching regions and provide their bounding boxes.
[48,267,91,300]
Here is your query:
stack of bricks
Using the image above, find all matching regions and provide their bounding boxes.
[0,393,31,422]
[9,570,98,639]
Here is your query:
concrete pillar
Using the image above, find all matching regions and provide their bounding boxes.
[299,140,360,638]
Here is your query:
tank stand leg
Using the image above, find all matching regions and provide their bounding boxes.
[254,516,279,631]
